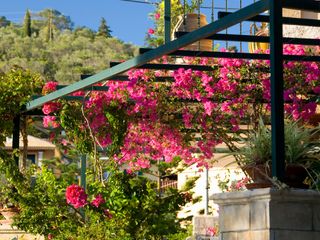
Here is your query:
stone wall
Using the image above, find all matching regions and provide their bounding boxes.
[193,215,219,238]
[283,9,320,39]
[211,188,320,240]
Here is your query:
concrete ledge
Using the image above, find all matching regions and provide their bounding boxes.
[211,188,320,204]
[212,189,320,240]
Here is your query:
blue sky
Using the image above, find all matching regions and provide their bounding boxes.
[1,0,155,46]
[1,0,255,47]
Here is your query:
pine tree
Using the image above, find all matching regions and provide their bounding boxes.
[23,9,32,37]
[45,9,54,42]
[97,17,112,38]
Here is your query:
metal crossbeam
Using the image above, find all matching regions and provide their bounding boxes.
[31,95,88,101]
[218,11,320,26]
[283,0,320,12]
[175,32,320,45]
[57,85,109,91]
[25,0,270,111]
[140,48,320,61]
[81,74,174,82]
[110,62,216,71]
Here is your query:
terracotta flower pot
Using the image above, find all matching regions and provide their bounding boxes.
[172,13,213,51]
[243,163,308,189]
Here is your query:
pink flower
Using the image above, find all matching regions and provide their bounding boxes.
[203,100,215,116]
[65,184,88,208]
[61,139,68,146]
[207,226,217,236]
[148,28,155,35]
[48,233,53,240]
[42,102,60,115]
[43,116,60,128]
[154,12,160,20]
[91,194,105,208]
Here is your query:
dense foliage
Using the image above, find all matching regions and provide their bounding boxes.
[4,164,189,240]
[0,67,43,146]
[0,9,137,83]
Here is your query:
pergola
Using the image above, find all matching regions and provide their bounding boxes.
[15,0,320,185]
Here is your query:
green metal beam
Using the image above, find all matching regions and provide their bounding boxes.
[218,11,320,27]
[25,0,269,111]
[140,48,320,61]
[57,85,109,91]
[270,0,285,180]
[164,0,171,44]
[80,154,87,190]
[283,0,320,12]
[175,32,320,45]
[32,95,88,101]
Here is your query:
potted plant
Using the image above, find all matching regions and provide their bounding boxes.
[238,118,320,189]
[171,0,213,51]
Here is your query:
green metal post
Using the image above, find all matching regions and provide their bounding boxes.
[164,0,171,43]
[80,154,87,190]
[270,0,285,181]
[12,115,20,166]
[79,154,87,219]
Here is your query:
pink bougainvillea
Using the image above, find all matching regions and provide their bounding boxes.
[148,28,155,35]
[154,12,160,20]
[43,116,60,128]
[91,194,106,208]
[42,102,61,115]
[42,44,319,171]
[42,81,58,95]
[65,184,88,208]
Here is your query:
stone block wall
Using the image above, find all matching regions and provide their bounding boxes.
[193,215,218,237]
[211,188,320,240]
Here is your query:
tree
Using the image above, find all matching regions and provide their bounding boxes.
[0,12,136,83]
[45,9,54,42]
[0,16,10,28]
[97,17,112,38]
[32,9,74,33]
[23,10,32,37]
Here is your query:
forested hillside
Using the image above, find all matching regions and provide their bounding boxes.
[0,9,137,83]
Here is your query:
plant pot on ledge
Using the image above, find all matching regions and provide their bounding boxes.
[237,118,320,190]
[243,163,309,189]
[172,13,213,51]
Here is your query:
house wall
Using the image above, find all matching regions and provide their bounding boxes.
[177,162,246,219]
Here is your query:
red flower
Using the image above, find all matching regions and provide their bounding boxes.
[103,209,113,219]
[65,184,88,208]
[42,81,58,95]
[148,28,155,35]
[42,102,61,115]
